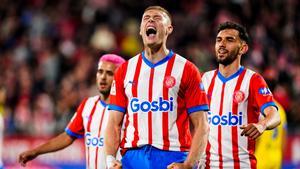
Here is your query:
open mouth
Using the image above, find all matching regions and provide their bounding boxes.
[146,27,157,37]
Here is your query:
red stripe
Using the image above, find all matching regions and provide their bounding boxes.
[118,62,129,149]
[247,74,260,169]
[95,108,106,169]
[205,70,218,167]
[176,61,194,151]
[120,113,129,148]
[162,54,176,150]
[217,84,226,169]
[205,141,211,169]
[148,68,154,144]
[231,69,246,169]
[131,55,142,147]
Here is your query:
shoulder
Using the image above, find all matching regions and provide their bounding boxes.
[203,69,217,78]
[83,96,100,106]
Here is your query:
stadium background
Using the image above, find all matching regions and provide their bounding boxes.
[0,0,300,168]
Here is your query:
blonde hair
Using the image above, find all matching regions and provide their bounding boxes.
[144,6,172,23]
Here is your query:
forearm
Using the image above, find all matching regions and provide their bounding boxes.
[260,106,281,130]
[105,110,124,157]
[185,125,209,167]
[105,124,121,157]
[184,111,209,167]
[33,132,75,155]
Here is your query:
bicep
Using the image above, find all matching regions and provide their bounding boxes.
[108,110,125,127]
[189,111,208,129]
[263,106,278,118]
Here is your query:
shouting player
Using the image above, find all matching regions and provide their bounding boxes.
[18,54,125,169]
[200,22,280,169]
[105,5,209,169]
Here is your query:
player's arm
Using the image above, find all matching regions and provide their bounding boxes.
[168,111,209,169]
[105,110,124,168]
[185,111,209,168]
[18,132,75,167]
[241,74,280,140]
[241,106,280,139]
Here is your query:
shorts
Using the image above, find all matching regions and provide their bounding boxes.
[121,145,188,169]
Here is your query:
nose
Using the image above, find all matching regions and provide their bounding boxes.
[148,17,154,22]
[100,73,106,80]
[218,40,226,48]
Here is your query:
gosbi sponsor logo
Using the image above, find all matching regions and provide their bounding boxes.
[85,132,104,147]
[208,111,243,126]
[130,97,174,112]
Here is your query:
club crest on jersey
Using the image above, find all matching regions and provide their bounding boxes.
[233,90,245,103]
[110,80,116,95]
[258,87,271,95]
[164,76,176,88]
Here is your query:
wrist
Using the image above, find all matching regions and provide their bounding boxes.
[257,122,267,132]
[106,155,116,168]
[183,161,194,169]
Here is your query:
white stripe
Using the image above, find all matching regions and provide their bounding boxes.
[123,55,139,148]
[136,61,151,145]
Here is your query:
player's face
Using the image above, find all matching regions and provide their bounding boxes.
[215,29,243,66]
[140,9,173,48]
[96,61,117,96]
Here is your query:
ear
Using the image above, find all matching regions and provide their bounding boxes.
[166,25,173,35]
[139,25,142,36]
[240,43,248,55]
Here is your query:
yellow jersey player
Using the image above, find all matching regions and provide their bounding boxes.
[255,101,287,169]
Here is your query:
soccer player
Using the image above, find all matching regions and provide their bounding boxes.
[200,21,281,168]
[18,54,125,169]
[105,5,209,169]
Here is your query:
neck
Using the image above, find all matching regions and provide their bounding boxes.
[144,45,169,64]
[218,59,241,78]
[99,93,109,103]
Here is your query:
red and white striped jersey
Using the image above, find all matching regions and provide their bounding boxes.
[201,67,277,169]
[65,96,110,169]
[109,50,209,152]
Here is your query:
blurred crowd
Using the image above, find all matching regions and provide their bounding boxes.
[0,0,299,136]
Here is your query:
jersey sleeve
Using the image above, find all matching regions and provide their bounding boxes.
[183,61,209,114]
[108,62,128,113]
[250,73,278,116]
[64,98,88,138]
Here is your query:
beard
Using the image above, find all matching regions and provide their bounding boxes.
[216,47,239,66]
[98,86,111,98]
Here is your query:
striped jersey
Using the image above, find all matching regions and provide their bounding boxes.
[201,67,277,169]
[108,50,209,151]
[65,96,110,169]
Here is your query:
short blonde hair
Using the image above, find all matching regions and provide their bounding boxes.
[144,6,172,23]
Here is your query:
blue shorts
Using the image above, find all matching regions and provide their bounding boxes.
[121,145,188,169]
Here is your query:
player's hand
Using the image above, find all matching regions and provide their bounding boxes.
[240,123,266,140]
[109,160,122,169]
[18,150,38,167]
[167,162,193,169]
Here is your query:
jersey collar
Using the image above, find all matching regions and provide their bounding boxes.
[142,50,174,68]
[217,66,245,83]
[100,100,107,107]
